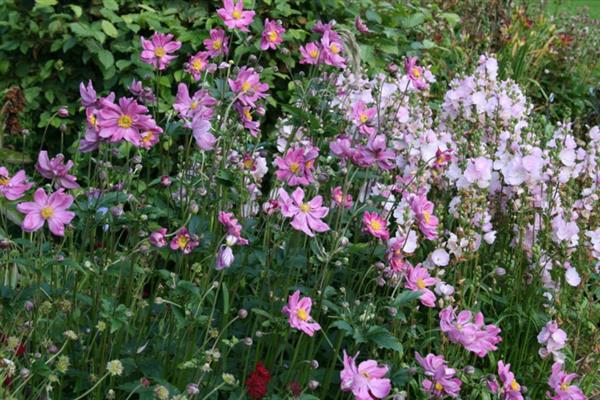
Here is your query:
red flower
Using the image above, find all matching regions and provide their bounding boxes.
[288,380,302,397]
[246,362,270,399]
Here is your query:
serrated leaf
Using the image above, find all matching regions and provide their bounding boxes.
[366,326,402,352]
[101,20,118,38]
[440,12,460,27]
[392,290,422,307]
[330,320,353,336]
[400,13,425,29]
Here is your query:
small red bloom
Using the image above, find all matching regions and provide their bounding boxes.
[246,362,270,399]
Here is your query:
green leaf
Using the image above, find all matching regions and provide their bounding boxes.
[103,0,119,11]
[392,290,422,307]
[366,326,403,352]
[440,12,460,27]
[68,5,83,18]
[101,20,118,38]
[35,0,57,6]
[97,49,114,70]
[330,320,353,336]
[69,22,92,38]
[400,13,425,29]
[365,9,382,24]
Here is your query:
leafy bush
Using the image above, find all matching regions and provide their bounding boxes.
[0,1,598,400]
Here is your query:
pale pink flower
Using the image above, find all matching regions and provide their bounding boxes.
[217,0,255,32]
[340,351,391,400]
[282,290,321,336]
[547,362,586,400]
[537,321,567,363]
[331,186,353,209]
[464,157,493,188]
[36,151,79,189]
[218,211,248,245]
[79,80,97,107]
[278,188,329,237]
[96,96,162,146]
[410,194,439,240]
[497,361,524,400]
[299,42,321,65]
[191,117,216,151]
[140,32,181,70]
[203,29,229,58]
[405,57,427,90]
[149,228,168,248]
[17,188,75,237]
[415,352,462,398]
[169,227,199,254]
[320,30,346,68]
[404,266,438,307]
[216,246,235,270]
[439,307,502,357]
[0,167,32,201]
[173,83,216,120]
[228,67,269,108]
[355,16,370,34]
[186,51,212,81]
[274,147,316,186]
[351,101,376,136]
[362,211,389,240]
[261,19,285,50]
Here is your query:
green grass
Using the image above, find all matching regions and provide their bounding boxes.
[545,0,600,19]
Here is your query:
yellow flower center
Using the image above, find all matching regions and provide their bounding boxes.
[560,383,568,391]
[154,47,166,58]
[289,162,300,174]
[416,278,426,289]
[212,40,222,50]
[192,59,203,71]
[142,131,154,143]
[370,219,382,232]
[510,380,520,392]
[305,160,313,169]
[0,176,9,186]
[330,43,340,54]
[177,236,189,249]
[456,323,463,330]
[423,211,431,224]
[89,114,96,127]
[232,9,242,19]
[309,49,319,59]
[299,203,310,213]
[41,206,54,220]
[296,308,308,321]
[241,81,252,92]
[243,109,252,121]
[359,113,369,123]
[361,371,370,379]
[190,101,198,110]
[268,31,278,42]
[243,158,254,169]
[434,382,443,391]
[117,115,133,129]
[412,67,421,78]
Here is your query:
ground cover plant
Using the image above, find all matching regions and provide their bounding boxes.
[0,0,599,399]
